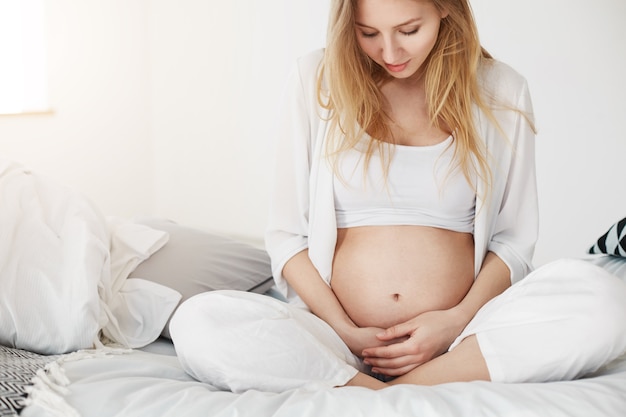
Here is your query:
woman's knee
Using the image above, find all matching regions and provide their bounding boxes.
[456,260,626,383]
[169,290,359,392]
[169,291,282,384]
[170,290,269,339]
[578,269,626,359]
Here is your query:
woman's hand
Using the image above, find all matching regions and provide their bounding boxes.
[360,308,469,376]
[337,325,392,357]
[336,323,410,358]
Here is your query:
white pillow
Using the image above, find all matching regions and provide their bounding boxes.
[0,160,180,353]
[0,160,109,354]
[102,278,181,348]
[102,218,182,347]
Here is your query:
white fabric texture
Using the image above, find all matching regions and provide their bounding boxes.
[265,49,539,306]
[0,160,179,353]
[450,259,626,383]
[169,290,362,393]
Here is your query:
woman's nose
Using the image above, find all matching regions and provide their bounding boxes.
[381,36,401,64]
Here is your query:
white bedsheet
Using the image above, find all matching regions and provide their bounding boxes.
[21,337,626,417]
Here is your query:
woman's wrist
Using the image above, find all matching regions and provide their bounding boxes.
[331,316,359,341]
[448,304,475,331]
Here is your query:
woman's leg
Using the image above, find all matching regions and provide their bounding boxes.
[169,290,363,393]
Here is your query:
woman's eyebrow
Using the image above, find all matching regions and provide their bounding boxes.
[355,17,422,30]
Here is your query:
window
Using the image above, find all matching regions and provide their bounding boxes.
[0,0,49,115]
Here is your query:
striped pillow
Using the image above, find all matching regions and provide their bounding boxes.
[589,217,626,257]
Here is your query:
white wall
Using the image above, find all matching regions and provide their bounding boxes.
[148,0,330,243]
[0,0,154,218]
[471,0,626,264]
[1,0,624,264]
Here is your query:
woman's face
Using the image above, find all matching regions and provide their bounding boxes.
[354,0,447,80]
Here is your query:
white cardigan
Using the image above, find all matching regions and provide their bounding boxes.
[265,49,538,305]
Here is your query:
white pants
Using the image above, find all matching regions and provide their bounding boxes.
[169,259,626,393]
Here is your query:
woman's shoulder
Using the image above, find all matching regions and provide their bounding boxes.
[291,48,325,86]
[296,48,325,70]
[283,49,326,112]
[478,59,530,104]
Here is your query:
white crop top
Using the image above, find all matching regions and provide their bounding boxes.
[333,136,476,233]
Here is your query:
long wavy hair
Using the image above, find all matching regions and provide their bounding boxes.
[319,0,521,192]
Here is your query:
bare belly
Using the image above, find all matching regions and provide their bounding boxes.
[331,226,475,329]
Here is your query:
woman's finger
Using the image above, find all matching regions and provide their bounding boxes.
[362,338,423,360]
[376,320,417,341]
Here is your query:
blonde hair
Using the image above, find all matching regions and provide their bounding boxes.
[319,0,527,192]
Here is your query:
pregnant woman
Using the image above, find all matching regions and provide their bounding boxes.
[170,0,626,392]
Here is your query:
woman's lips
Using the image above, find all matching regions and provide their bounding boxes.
[385,61,409,72]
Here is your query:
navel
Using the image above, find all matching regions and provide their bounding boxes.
[392,293,401,302]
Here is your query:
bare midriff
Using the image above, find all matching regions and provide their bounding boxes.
[331,226,475,329]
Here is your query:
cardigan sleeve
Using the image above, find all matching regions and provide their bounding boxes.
[264,51,323,298]
[485,72,539,284]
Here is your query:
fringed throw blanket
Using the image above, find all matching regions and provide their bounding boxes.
[1,344,132,417]
[0,345,61,416]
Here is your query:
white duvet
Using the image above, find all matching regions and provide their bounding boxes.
[0,159,181,354]
[21,338,626,417]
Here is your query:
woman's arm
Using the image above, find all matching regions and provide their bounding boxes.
[265,51,321,302]
[282,249,392,356]
[451,252,511,326]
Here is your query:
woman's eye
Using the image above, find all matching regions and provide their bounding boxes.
[360,31,378,38]
[401,28,419,36]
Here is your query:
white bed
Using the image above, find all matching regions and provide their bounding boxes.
[2,159,626,417]
[19,336,626,417]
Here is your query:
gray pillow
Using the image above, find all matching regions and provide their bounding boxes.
[129,218,274,338]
